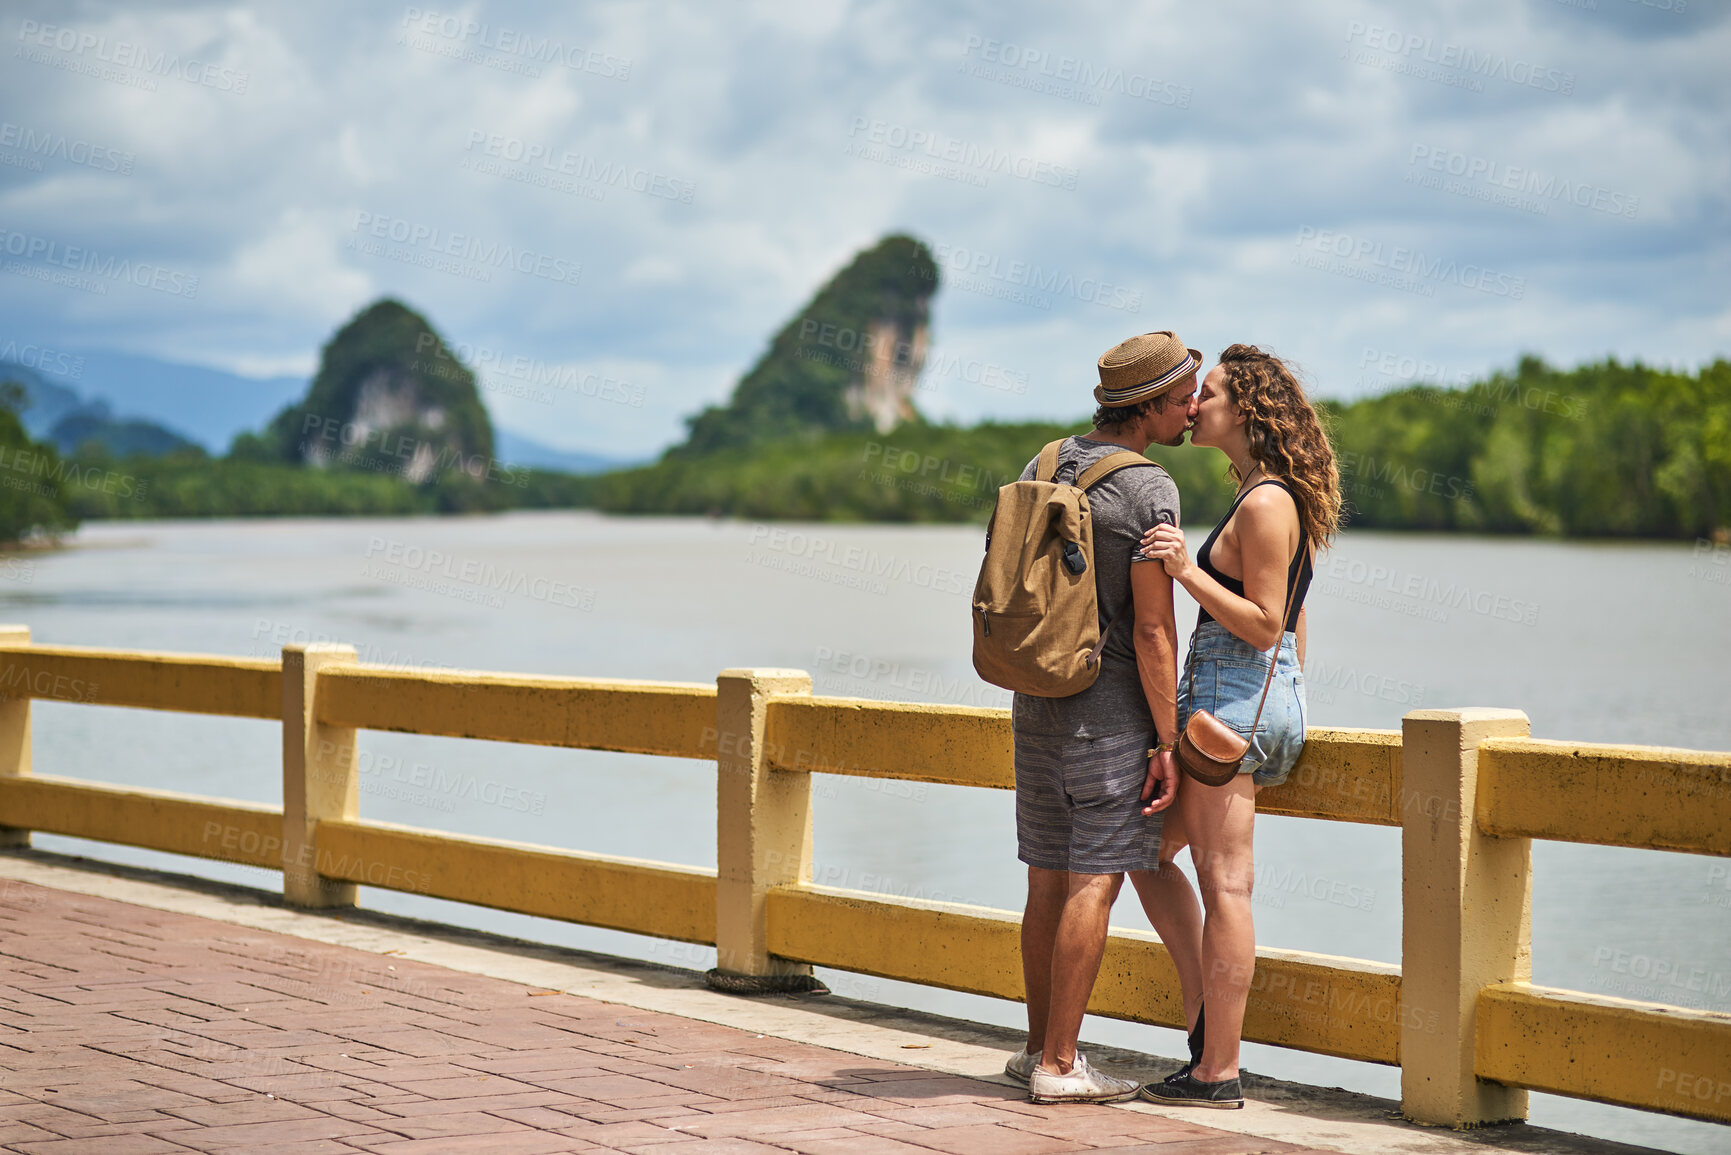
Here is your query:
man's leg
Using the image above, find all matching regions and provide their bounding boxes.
[1037,870,1124,1074]
[1129,799,1205,1033]
[1021,866,1068,1056]
[1183,775,1259,1081]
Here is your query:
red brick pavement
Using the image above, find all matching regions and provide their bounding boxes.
[0,879,1324,1153]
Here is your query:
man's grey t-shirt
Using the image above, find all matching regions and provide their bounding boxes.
[1010,436,1181,740]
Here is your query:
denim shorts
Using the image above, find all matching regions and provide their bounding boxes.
[1176,621,1307,788]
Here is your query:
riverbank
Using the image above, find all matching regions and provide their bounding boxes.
[15,355,1728,542]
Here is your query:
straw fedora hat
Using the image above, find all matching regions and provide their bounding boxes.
[1094,331,1201,406]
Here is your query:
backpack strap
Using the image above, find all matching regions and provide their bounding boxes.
[1076,450,1158,490]
[1034,439,1065,482]
[1076,451,1163,671]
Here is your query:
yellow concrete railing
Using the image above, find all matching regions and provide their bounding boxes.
[764,884,1405,1065]
[764,695,1407,824]
[1477,736,1731,857]
[316,666,717,759]
[0,641,279,718]
[0,625,1724,1128]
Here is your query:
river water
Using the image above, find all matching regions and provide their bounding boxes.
[6,512,1727,1153]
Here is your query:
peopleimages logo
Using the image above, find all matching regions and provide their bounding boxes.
[349,211,580,287]
[411,332,646,409]
[399,9,631,79]
[462,130,694,205]
[15,19,250,94]
[0,338,84,379]
[1317,553,1540,627]
[745,525,972,596]
[1343,22,1575,95]
[845,118,1080,190]
[1338,450,1475,501]
[927,242,1141,313]
[0,227,199,298]
[1407,145,1639,220]
[0,121,133,174]
[1294,227,1525,299]
[958,35,1191,109]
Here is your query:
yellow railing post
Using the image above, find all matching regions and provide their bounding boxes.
[1400,707,1533,1127]
[714,667,813,981]
[0,625,29,848]
[282,643,359,908]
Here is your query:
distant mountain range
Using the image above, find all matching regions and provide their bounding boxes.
[0,359,201,457]
[0,344,636,474]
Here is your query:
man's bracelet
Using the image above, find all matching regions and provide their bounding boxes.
[1149,742,1175,756]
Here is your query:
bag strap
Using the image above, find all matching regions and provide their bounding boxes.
[1075,449,1156,491]
[1034,439,1065,482]
[1184,538,1310,732]
[1077,452,1160,668]
[1023,441,1158,669]
[1085,601,1130,670]
[1085,518,1167,669]
[1036,441,1156,489]
[1242,540,1309,735]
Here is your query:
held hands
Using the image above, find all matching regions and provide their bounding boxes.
[1140,523,1191,581]
[1140,748,1179,815]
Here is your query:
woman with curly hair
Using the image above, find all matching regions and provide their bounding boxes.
[1130,344,1341,1109]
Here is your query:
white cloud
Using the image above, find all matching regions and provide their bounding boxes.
[0,0,1724,457]
[225,206,374,318]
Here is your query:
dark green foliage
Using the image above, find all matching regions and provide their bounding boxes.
[53,453,594,520]
[1329,356,1731,538]
[594,421,1238,526]
[676,235,938,457]
[511,468,598,508]
[594,356,1730,540]
[61,454,428,519]
[258,298,495,476]
[0,383,78,543]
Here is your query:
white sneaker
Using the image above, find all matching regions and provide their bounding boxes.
[1003,1047,1041,1084]
[1028,1054,1140,1103]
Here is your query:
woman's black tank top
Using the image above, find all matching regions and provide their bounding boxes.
[1195,478,1313,633]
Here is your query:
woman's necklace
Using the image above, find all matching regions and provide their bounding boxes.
[1234,464,1265,499]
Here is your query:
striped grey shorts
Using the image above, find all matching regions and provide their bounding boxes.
[1013,729,1164,874]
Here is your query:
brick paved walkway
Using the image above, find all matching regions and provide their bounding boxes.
[0,879,1325,1154]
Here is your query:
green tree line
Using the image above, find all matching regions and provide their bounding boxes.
[1322,355,1729,537]
[56,452,591,521]
[0,355,1724,543]
[590,419,1244,525]
[593,356,1731,539]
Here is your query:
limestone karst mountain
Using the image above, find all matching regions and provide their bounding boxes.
[674,234,938,456]
[254,299,494,483]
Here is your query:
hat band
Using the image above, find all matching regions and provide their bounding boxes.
[1099,351,1197,405]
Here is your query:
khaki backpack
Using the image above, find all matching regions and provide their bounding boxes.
[972,439,1160,697]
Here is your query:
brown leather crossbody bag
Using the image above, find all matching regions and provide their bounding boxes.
[1176,547,1306,787]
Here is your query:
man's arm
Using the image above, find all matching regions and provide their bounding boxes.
[1131,556,1180,814]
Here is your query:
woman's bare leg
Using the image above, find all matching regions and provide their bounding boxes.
[1183,774,1259,1081]
[1129,799,1205,1034]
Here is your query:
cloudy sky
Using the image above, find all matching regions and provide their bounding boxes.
[1,0,1726,456]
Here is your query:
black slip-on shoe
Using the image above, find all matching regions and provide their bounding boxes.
[1140,1069,1244,1109]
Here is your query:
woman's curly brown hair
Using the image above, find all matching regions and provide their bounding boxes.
[1217,344,1342,549]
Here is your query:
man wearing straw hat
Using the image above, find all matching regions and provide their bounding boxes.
[1005,330,1198,1103]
